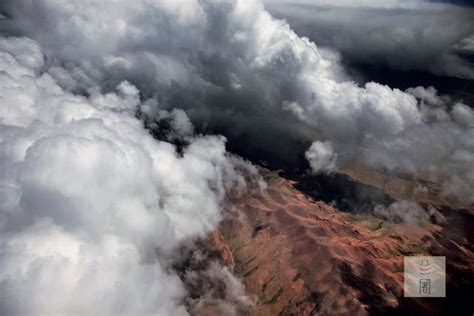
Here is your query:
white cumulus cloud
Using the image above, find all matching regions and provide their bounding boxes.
[305,141,337,173]
[0,36,251,315]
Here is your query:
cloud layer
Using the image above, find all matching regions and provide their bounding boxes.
[1,0,472,197]
[0,36,253,315]
[267,0,474,79]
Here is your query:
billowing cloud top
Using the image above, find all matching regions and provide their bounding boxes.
[0,36,254,314]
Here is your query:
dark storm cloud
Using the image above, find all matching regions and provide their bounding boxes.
[266,0,474,79]
[1,0,473,201]
[0,0,322,169]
